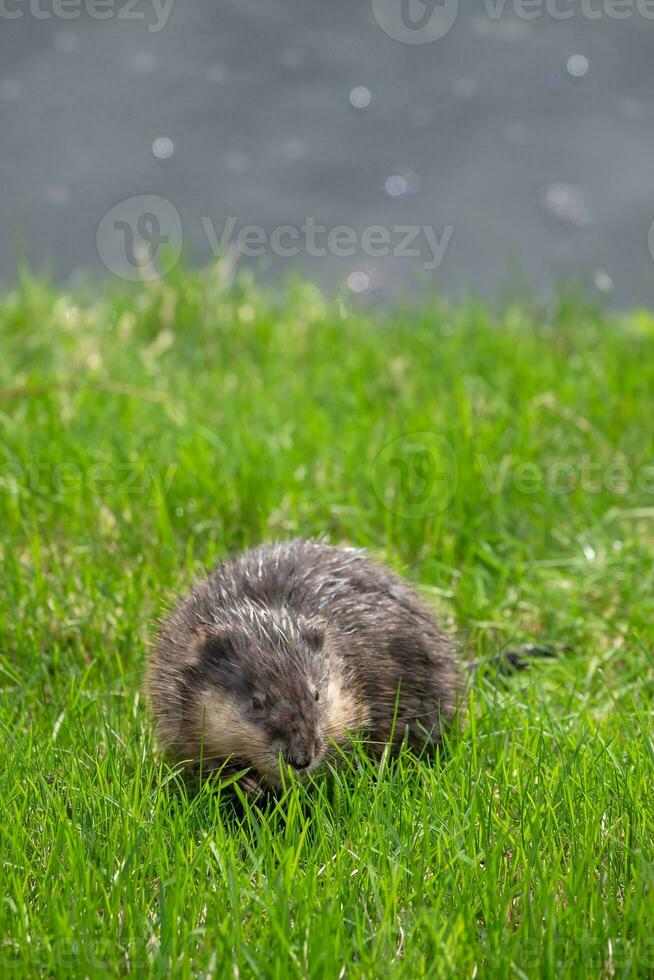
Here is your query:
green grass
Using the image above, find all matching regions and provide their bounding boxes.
[1,267,653,978]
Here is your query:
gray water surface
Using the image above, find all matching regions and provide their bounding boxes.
[1,2,653,304]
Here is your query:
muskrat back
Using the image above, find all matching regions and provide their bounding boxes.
[148,539,460,789]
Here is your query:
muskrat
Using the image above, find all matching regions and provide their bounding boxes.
[147,538,460,791]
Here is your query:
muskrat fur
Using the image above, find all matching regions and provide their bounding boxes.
[147,539,460,790]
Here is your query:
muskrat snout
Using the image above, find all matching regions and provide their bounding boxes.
[281,728,326,773]
[287,750,313,771]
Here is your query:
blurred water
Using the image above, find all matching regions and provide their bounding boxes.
[1,1,653,305]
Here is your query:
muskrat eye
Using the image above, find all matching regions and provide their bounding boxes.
[251,695,264,710]
[314,690,320,702]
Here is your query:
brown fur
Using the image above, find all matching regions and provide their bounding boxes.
[147,539,460,789]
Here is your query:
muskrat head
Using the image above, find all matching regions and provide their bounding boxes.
[188,610,331,786]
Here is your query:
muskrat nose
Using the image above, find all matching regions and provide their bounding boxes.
[288,751,312,771]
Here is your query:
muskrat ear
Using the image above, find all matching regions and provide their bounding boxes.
[300,618,326,651]
[192,623,238,664]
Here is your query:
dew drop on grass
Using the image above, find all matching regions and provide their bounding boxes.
[347,271,370,294]
[542,183,592,228]
[152,137,174,160]
[349,86,372,109]
[385,175,408,198]
[594,269,613,294]
[567,54,589,78]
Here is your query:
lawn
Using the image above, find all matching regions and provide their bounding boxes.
[1,268,653,978]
